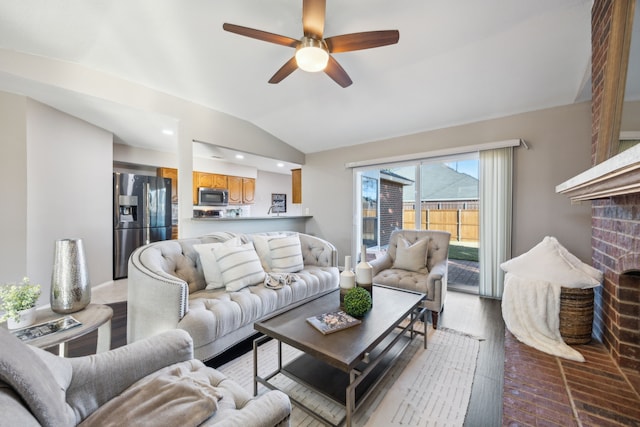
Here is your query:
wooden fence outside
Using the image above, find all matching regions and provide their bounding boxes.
[403,209,479,242]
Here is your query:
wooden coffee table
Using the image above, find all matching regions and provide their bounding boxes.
[253,285,426,427]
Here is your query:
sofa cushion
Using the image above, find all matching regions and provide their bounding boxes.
[251,233,288,271]
[269,235,304,273]
[184,265,339,348]
[393,237,428,272]
[194,237,242,290]
[0,328,75,427]
[215,242,266,291]
[500,236,602,288]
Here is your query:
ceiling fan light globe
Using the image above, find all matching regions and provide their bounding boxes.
[295,38,329,72]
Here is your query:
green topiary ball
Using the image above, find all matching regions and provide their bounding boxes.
[343,287,372,317]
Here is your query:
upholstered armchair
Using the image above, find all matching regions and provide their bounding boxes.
[0,328,291,427]
[369,229,450,328]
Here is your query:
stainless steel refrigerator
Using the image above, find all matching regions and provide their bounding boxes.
[113,172,172,279]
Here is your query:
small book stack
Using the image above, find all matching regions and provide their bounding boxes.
[306,310,361,335]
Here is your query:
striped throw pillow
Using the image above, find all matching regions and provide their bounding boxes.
[214,242,265,291]
[269,235,304,273]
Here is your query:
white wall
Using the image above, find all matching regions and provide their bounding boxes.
[254,170,302,217]
[26,100,113,304]
[304,102,594,264]
[0,94,113,307]
[0,92,28,282]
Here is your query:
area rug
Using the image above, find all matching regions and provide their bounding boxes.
[217,326,480,426]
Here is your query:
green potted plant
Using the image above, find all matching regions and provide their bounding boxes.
[343,286,372,317]
[0,277,41,329]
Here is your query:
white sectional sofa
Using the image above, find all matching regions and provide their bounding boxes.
[127,231,339,361]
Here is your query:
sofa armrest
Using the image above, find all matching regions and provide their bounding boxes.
[370,253,393,276]
[66,330,194,423]
[299,233,338,267]
[426,259,448,307]
[127,245,189,344]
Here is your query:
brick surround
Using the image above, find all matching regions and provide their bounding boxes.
[591,0,640,371]
[592,196,640,371]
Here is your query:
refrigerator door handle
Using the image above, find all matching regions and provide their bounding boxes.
[144,182,151,245]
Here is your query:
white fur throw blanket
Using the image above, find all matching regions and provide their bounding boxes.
[502,273,585,362]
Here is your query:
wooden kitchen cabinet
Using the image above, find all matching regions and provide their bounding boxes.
[193,172,228,204]
[228,176,255,205]
[227,176,243,204]
[196,172,227,189]
[157,167,178,203]
[291,168,301,204]
[242,178,255,204]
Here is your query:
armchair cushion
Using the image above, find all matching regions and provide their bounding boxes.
[393,237,429,272]
[67,329,194,422]
[79,360,223,427]
[0,328,75,427]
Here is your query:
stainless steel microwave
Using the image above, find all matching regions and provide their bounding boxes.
[198,187,228,206]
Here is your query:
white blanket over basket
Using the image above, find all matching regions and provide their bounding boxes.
[500,237,602,362]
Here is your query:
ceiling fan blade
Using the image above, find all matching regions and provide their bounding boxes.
[268,57,299,84]
[223,23,298,48]
[324,56,352,88]
[325,30,400,53]
[302,0,326,38]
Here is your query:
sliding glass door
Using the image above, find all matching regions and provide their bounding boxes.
[354,154,480,292]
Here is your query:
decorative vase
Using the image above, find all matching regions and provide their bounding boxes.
[51,238,91,314]
[7,307,37,330]
[355,244,373,301]
[340,256,356,308]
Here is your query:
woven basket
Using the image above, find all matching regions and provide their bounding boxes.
[559,287,594,345]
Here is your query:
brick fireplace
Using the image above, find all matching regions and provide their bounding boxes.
[589,0,640,371]
[592,196,640,371]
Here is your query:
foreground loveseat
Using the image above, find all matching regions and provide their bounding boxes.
[0,328,291,426]
[128,231,339,361]
[370,229,450,328]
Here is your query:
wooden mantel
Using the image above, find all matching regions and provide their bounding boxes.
[556,142,640,202]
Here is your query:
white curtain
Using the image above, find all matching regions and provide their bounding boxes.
[479,147,513,298]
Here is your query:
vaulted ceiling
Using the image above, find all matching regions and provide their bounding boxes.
[0,1,599,159]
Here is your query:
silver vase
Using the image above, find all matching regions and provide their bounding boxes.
[51,238,91,313]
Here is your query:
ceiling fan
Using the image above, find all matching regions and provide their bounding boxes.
[223,0,399,88]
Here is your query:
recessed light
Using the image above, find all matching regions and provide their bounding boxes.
[235,154,245,160]
[162,129,174,135]
[277,163,284,167]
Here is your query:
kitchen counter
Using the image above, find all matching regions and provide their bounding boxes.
[191,215,312,221]
[188,215,313,235]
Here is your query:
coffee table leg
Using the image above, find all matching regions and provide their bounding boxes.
[423,308,428,349]
[346,370,357,427]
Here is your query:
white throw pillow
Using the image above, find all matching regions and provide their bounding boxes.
[500,236,602,288]
[193,238,241,290]
[252,234,288,271]
[268,235,304,273]
[214,242,265,292]
[393,237,428,272]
